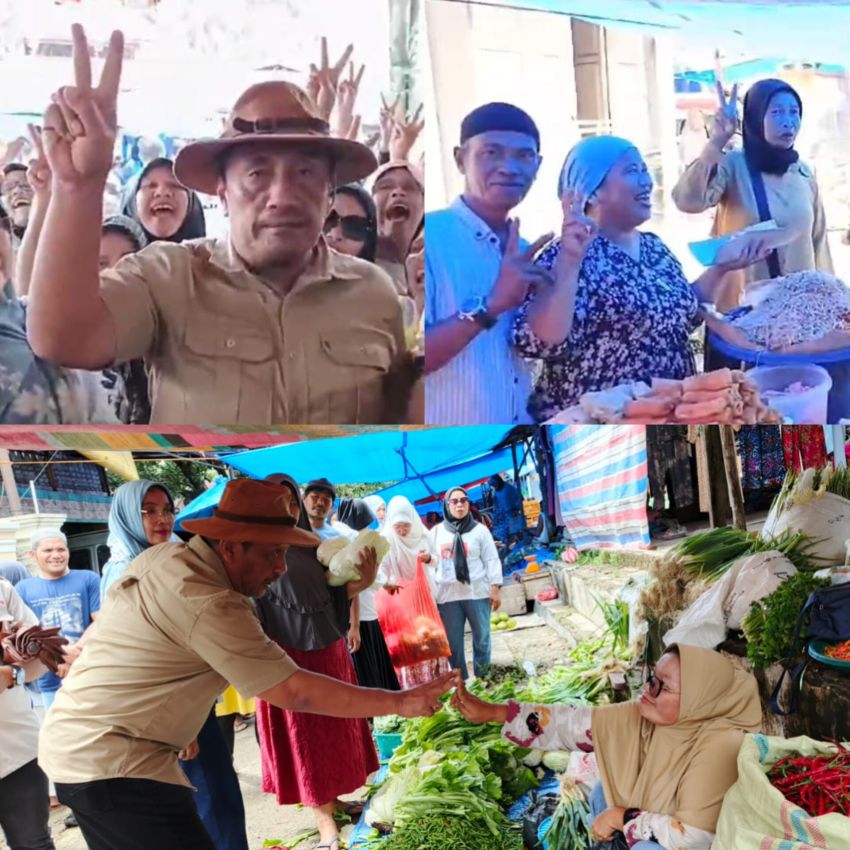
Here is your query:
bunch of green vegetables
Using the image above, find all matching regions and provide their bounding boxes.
[596,597,630,657]
[772,466,850,516]
[743,572,830,668]
[364,813,522,850]
[373,715,407,735]
[672,527,822,582]
[543,778,591,850]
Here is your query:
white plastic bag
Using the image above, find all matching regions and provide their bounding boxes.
[762,491,850,564]
[664,551,796,649]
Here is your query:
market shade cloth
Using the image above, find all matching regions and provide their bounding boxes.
[553,424,650,550]
[175,477,229,532]
[371,448,514,507]
[222,426,512,485]
[78,451,139,482]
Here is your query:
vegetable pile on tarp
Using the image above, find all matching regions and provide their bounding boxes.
[768,742,850,816]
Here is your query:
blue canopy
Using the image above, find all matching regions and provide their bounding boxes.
[175,476,229,531]
[221,426,514,485]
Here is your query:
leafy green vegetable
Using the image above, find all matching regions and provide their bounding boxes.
[543,779,591,850]
[364,814,522,849]
[743,572,830,668]
[373,715,407,735]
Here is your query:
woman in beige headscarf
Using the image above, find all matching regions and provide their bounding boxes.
[452,644,761,850]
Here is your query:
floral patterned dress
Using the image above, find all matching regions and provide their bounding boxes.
[513,233,700,421]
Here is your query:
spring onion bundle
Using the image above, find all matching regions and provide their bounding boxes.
[543,777,591,850]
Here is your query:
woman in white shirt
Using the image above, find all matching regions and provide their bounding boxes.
[382,496,449,689]
[430,487,502,680]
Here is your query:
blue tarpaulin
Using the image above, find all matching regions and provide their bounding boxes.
[221,426,513,485]
[175,476,229,531]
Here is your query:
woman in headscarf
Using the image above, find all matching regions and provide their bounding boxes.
[115,157,206,423]
[333,498,399,692]
[673,79,832,316]
[382,495,447,689]
[255,474,380,850]
[362,494,387,529]
[512,135,771,421]
[430,486,502,680]
[99,480,250,850]
[453,644,762,850]
[324,184,378,262]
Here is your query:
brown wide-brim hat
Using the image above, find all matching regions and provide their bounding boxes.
[174,81,378,195]
[182,478,320,547]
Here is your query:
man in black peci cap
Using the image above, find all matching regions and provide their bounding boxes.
[424,102,553,426]
[303,477,341,542]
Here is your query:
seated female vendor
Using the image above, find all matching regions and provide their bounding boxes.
[452,644,762,850]
[511,136,774,422]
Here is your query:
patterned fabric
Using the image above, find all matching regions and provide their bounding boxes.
[513,233,700,421]
[111,359,152,425]
[735,426,785,493]
[781,425,827,472]
[504,702,715,850]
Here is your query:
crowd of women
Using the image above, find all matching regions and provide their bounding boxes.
[0,33,425,425]
[426,76,839,424]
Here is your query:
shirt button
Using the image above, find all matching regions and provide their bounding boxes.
[225,338,236,349]
[289,352,295,360]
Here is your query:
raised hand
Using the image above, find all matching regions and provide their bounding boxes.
[396,670,460,718]
[710,80,739,150]
[26,124,51,200]
[450,677,506,724]
[389,103,424,162]
[334,61,365,138]
[41,24,124,189]
[379,93,401,152]
[488,219,555,317]
[307,36,354,121]
[559,191,597,266]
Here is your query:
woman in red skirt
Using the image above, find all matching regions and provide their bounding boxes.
[254,474,380,850]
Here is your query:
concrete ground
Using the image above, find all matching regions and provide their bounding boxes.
[4,613,575,850]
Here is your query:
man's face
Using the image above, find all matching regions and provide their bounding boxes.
[304,488,334,525]
[219,540,289,597]
[219,142,333,275]
[447,490,470,520]
[2,169,32,228]
[372,168,424,234]
[31,538,70,579]
[455,131,540,210]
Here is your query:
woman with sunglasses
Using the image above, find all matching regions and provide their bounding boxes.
[324,184,378,262]
[452,644,761,850]
[431,486,502,680]
[98,480,251,850]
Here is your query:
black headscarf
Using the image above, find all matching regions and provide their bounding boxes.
[334,183,378,262]
[337,497,376,532]
[442,486,478,585]
[121,157,207,244]
[742,79,803,176]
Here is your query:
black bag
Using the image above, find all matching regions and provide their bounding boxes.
[522,792,560,849]
[590,835,630,850]
[770,582,850,715]
[745,157,782,279]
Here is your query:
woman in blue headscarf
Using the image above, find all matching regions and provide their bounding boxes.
[100,479,250,850]
[512,135,772,421]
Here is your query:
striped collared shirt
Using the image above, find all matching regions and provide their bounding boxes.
[424,197,532,425]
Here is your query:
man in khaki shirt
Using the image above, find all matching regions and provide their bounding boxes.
[27,25,406,424]
[38,478,456,850]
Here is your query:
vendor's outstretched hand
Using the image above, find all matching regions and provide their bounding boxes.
[396,670,460,717]
[451,676,507,724]
[591,807,627,842]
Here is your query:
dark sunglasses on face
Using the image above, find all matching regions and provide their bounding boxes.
[448,497,469,506]
[645,668,679,699]
[323,210,372,242]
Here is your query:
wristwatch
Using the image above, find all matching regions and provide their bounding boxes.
[457,296,497,330]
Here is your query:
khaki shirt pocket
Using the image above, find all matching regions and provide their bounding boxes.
[304,332,393,423]
[172,318,276,424]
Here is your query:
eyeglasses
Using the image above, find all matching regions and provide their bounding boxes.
[448,497,469,506]
[323,210,372,242]
[645,668,679,699]
[141,507,176,519]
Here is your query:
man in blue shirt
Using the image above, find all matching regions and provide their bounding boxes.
[15,529,100,711]
[488,474,527,549]
[303,478,344,542]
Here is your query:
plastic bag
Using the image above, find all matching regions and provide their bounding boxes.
[375,556,450,668]
[762,491,850,564]
[714,734,850,849]
[664,551,796,649]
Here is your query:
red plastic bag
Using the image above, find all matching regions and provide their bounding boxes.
[375,555,450,667]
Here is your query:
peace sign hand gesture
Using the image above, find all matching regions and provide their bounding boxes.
[488,219,555,317]
[26,124,51,201]
[42,24,124,190]
[389,103,425,162]
[559,191,597,266]
[307,36,354,121]
[710,80,739,151]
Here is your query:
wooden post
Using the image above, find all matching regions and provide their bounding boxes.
[703,426,731,528]
[0,449,21,514]
[719,425,747,531]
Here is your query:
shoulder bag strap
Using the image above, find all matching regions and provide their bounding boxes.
[744,157,782,279]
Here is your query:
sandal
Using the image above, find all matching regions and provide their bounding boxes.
[338,800,366,818]
[316,840,339,850]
